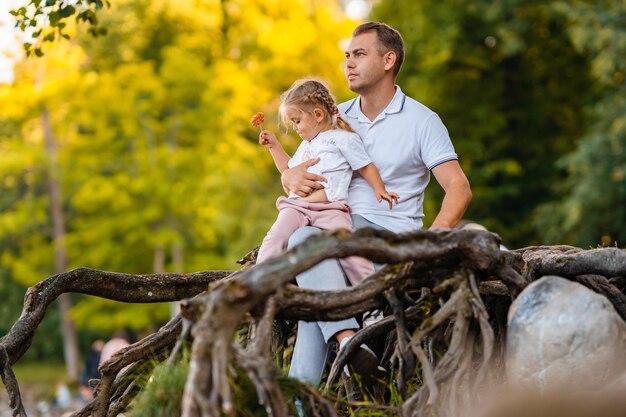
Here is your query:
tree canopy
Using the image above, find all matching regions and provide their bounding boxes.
[2,0,357,341]
[372,0,626,247]
[2,0,625,353]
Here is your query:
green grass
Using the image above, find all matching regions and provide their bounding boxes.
[5,361,69,401]
[129,352,190,417]
[12,361,67,385]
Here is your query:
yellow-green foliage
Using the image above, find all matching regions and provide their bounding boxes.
[0,0,358,333]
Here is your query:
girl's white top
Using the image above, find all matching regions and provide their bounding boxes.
[287,129,371,202]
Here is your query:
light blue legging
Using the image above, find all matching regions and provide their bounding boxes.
[287,214,384,385]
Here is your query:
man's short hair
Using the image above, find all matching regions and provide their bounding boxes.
[353,21,405,77]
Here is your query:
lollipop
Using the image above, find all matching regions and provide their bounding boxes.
[251,112,264,130]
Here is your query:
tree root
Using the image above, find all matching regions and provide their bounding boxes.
[234,294,289,417]
[521,246,626,279]
[3,229,626,417]
[0,267,229,365]
[72,314,183,417]
[384,288,416,398]
[0,347,26,417]
[400,270,497,417]
[181,228,502,416]
[573,274,626,320]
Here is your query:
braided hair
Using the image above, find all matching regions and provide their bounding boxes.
[279,79,355,133]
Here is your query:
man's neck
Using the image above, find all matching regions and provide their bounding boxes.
[359,82,397,122]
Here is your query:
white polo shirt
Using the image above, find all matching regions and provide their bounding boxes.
[339,86,458,233]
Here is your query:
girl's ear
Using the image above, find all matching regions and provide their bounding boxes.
[313,108,326,122]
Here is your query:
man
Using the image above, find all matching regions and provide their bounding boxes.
[281,22,472,386]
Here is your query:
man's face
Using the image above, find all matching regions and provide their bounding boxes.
[344,31,387,94]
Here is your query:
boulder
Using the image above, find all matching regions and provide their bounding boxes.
[506,275,626,391]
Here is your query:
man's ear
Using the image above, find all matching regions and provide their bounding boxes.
[384,51,397,72]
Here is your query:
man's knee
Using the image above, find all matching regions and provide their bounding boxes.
[287,226,321,248]
[352,214,384,230]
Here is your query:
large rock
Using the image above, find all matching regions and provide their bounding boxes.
[506,275,626,391]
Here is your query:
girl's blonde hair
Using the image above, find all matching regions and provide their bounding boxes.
[278,79,355,133]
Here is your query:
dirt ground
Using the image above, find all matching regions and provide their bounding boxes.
[0,383,86,417]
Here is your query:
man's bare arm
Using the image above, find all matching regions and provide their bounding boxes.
[280,158,327,197]
[429,160,472,229]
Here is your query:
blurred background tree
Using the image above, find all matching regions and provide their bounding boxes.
[372,0,625,246]
[1,0,625,377]
[1,0,357,377]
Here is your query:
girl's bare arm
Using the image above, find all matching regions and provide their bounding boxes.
[358,163,399,209]
[259,130,291,173]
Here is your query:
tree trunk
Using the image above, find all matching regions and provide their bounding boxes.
[153,245,166,275]
[170,242,184,318]
[42,106,81,381]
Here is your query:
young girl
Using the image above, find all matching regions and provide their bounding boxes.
[256,79,398,285]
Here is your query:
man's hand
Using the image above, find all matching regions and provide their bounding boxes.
[375,189,400,209]
[281,158,326,197]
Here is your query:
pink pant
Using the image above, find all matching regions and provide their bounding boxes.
[256,196,375,285]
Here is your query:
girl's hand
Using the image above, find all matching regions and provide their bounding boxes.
[376,190,400,209]
[259,130,278,148]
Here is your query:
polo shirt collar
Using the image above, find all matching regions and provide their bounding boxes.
[344,85,407,122]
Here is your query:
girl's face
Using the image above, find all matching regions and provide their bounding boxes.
[285,106,326,141]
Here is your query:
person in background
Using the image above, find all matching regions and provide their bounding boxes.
[78,339,105,401]
[99,330,133,377]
